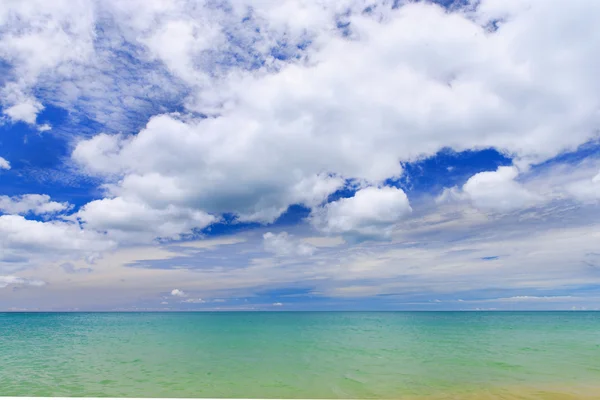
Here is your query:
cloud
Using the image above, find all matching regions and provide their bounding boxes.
[62,0,600,246]
[315,219,600,301]
[263,232,316,257]
[72,116,345,226]
[1,0,358,133]
[177,236,246,249]
[2,1,600,310]
[272,302,283,306]
[495,296,575,302]
[0,275,46,288]
[61,262,93,274]
[301,236,345,248]
[6,194,600,310]
[0,194,71,216]
[566,170,600,203]
[439,166,542,213]
[3,98,43,125]
[76,196,217,243]
[311,186,412,240]
[1,95,52,131]
[0,0,598,156]
[71,133,128,176]
[183,298,205,304]
[0,157,10,170]
[0,215,115,272]
[37,123,52,132]
[0,0,96,125]
[171,289,187,297]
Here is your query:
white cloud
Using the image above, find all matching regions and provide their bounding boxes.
[315,218,600,300]
[2,1,600,309]
[263,232,316,257]
[0,194,70,215]
[71,133,128,176]
[272,302,283,306]
[311,186,412,240]
[0,0,96,124]
[171,289,187,297]
[0,275,46,288]
[37,123,52,132]
[0,0,597,155]
[76,196,217,243]
[73,115,345,226]
[64,0,600,245]
[0,157,10,170]
[0,215,115,271]
[439,166,542,213]
[1,0,354,132]
[1,92,53,131]
[141,19,220,86]
[6,199,600,310]
[0,215,111,253]
[566,170,600,203]
[3,98,43,125]
[183,298,205,304]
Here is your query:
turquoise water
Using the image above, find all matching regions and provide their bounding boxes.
[1,312,599,398]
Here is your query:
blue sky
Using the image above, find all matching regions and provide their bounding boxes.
[1,0,600,311]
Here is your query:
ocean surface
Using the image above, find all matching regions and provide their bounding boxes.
[1,312,599,399]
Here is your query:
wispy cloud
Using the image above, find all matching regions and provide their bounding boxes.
[0,275,46,289]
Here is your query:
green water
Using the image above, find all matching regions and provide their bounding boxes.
[1,312,599,398]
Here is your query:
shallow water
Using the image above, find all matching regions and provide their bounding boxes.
[1,312,599,398]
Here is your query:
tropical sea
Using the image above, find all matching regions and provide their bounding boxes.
[0,312,599,399]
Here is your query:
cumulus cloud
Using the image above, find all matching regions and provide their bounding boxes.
[0,215,115,271]
[439,166,542,213]
[1,0,599,153]
[72,116,345,226]
[0,215,112,253]
[0,157,10,170]
[76,196,217,243]
[171,289,187,297]
[2,0,600,309]
[0,194,70,216]
[0,275,46,288]
[71,133,128,176]
[1,96,52,131]
[62,0,600,246]
[3,98,43,125]
[311,186,412,240]
[263,232,316,257]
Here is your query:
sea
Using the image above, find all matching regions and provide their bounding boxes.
[1,312,599,399]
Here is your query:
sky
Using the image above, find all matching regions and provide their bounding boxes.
[1,0,600,311]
